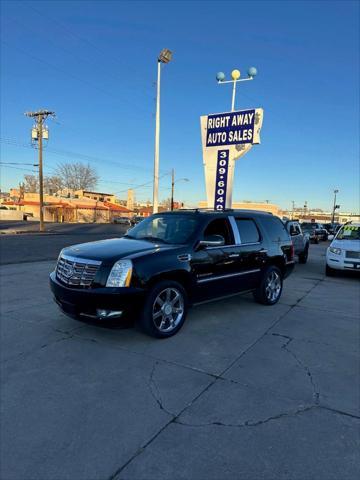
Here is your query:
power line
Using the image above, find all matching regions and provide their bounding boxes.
[8,10,146,89]
[0,162,37,166]
[1,40,128,104]
[113,172,171,194]
[21,1,141,80]
[0,164,37,173]
[0,137,157,173]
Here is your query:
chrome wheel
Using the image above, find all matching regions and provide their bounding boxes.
[152,288,184,333]
[265,271,281,302]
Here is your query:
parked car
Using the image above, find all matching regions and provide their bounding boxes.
[131,216,144,226]
[317,226,329,241]
[113,216,131,225]
[50,210,295,338]
[301,222,328,242]
[284,221,310,263]
[301,223,321,244]
[324,223,340,235]
[326,223,360,276]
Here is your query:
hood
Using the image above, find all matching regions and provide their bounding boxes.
[330,239,360,252]
[62,237,177,264]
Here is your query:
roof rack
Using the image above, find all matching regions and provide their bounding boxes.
[177,208,273,215]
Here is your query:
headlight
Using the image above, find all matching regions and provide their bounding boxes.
[106,259,133,287]
[329,247,341,255]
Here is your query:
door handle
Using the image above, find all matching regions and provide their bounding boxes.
[229,253,240,258]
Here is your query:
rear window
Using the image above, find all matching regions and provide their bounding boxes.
[260,216,290,242]
[235,218,260,244]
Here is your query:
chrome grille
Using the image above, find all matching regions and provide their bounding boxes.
[56,254,101,287]
[345,251,360,259]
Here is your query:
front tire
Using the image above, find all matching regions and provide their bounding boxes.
[325,264,336,277]
[298,246,309,264]
[253,266,283,305]
[138,280,188,338]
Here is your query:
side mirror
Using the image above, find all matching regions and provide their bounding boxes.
[197,234,225,249]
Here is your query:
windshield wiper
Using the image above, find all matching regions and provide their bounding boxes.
[139,236,169,244]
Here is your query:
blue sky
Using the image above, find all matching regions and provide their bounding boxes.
[1,0,359,211]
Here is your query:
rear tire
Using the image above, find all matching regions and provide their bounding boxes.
[138,280,188,338]
[253,266,283,305]
[326,264,336,277]
[298,246,309,264]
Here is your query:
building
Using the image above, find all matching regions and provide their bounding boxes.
[198,200,281,216]
[281,208,360,224]
[127,189,135,211]
[75,190,116,203]
[2,191,133,223]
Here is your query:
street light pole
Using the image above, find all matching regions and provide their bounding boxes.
[331,189,339,224]
[152,48,172,214]
[171,168,174,211]
[153,60,161,215]
[170,170,189,211]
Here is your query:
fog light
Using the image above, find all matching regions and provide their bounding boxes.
[96,309,123,319]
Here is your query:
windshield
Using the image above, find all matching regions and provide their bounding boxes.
[336,225,360,241]
[125,215,198,245]
[301,223,316,230]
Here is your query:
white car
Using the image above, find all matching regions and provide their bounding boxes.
[326,223,360,275]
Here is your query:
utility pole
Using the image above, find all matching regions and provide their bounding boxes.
[25,110,55,232]
[171,169,175,211]
[291,200,295,220]
[331,189,339,224]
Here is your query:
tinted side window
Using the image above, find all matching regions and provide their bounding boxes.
[235,219,260,244]
[204,218,234,245]
[261,216,290,242]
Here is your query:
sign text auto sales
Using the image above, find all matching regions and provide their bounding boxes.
[206,109,255,147]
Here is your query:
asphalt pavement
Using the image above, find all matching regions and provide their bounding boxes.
[0,223,128,265]
[0,240,359,480]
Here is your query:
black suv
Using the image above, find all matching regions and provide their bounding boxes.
[50,210,295,338]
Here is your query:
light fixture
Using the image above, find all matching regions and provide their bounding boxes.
[158,48,173,63]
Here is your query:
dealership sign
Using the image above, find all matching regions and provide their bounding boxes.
[200,108,264,210]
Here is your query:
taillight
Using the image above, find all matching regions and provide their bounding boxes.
[290,244,295,260]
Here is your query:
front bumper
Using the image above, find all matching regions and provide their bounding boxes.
[326,252,360,271]
[49,271,146,321]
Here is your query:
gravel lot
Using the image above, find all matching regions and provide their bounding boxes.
[1,239,359,480]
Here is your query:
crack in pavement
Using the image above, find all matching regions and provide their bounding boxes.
[109,277,327,479]
[148,362,177,418]
[1,330,78,366]
[175,404,317,428]
[272,333,320,404]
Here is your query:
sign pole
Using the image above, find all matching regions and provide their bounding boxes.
[231,80,237,112]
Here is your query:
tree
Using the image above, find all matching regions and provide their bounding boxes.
[44,175,64,195]
[23,175,39,192]
[23,174,63,194]
[55,162,98,191]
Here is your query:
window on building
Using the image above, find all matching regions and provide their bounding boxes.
[235,218,260,244]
